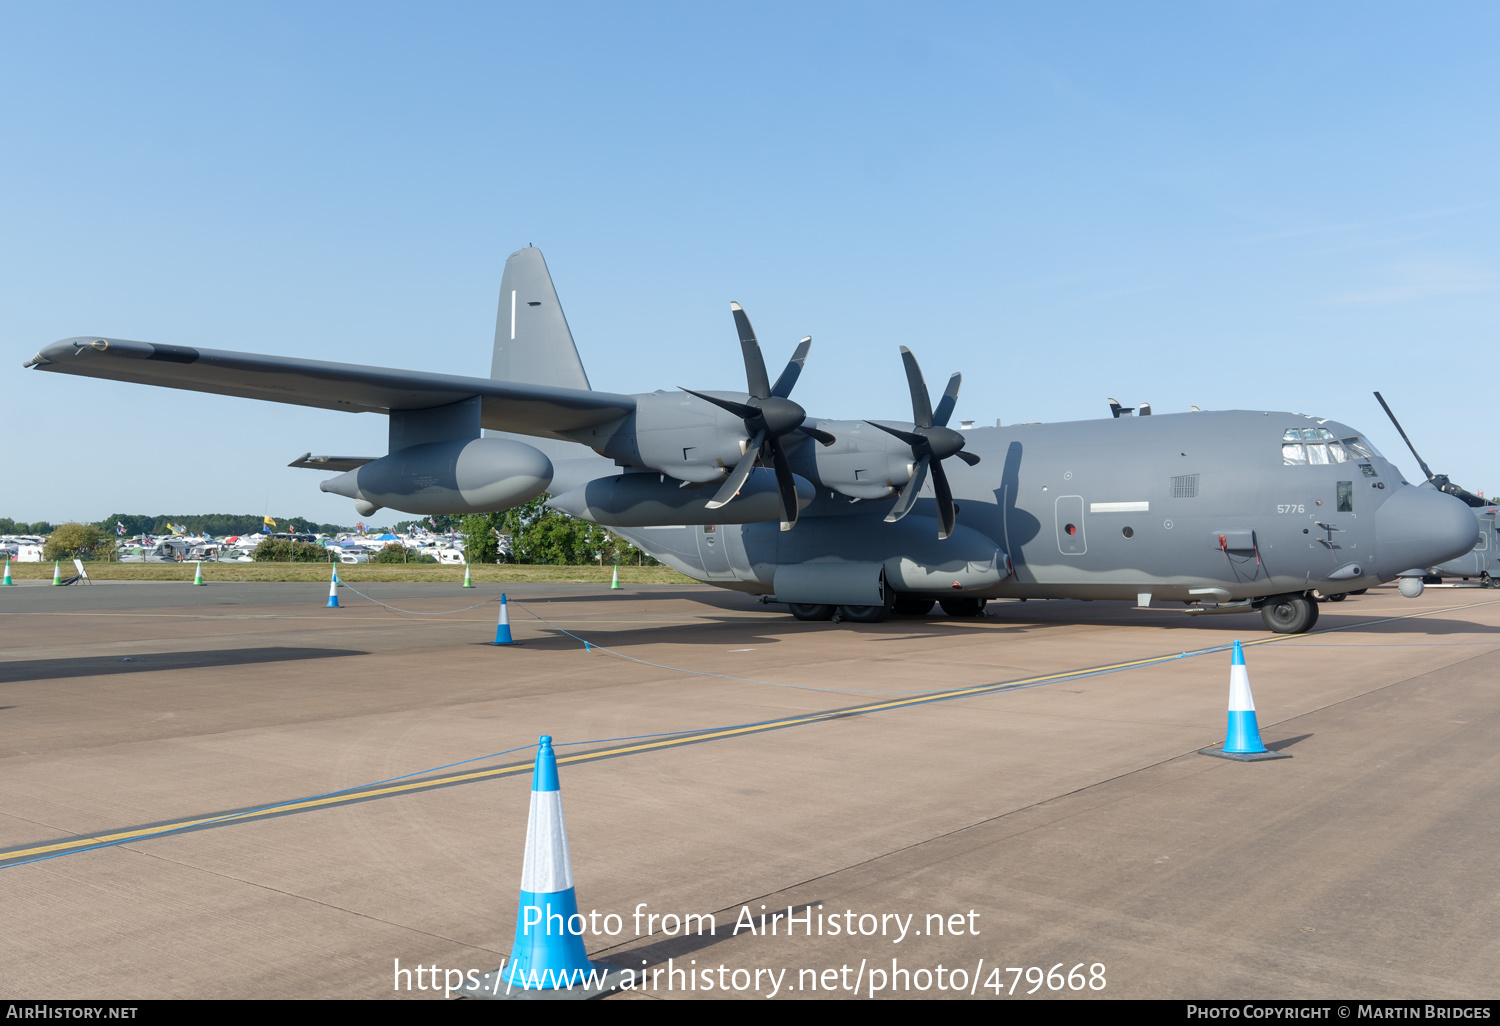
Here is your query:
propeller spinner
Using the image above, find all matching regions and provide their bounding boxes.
[867,347,981,540]
[681,303,834,530]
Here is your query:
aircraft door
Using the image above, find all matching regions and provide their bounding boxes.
[1055,495,1086,555]
[695,524,735,579]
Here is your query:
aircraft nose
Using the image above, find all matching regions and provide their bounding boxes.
[1374,485,1479,581]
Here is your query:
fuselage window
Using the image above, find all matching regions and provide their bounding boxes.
[1283,444,1308,465]
[1337,481,1353,512]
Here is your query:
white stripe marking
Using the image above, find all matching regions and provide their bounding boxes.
[1228,664,1256,712]
[1090,501,1150,513]
[510,290,516,341]
[519,790,574,892]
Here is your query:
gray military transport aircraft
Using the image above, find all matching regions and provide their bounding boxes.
[25,247,1479,633]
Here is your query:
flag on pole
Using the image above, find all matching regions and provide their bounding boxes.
[264,516,276,531]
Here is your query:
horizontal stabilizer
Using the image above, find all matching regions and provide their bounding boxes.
[288,453,378,472]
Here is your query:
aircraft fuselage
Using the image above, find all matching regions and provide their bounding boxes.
[604,409,1478,605]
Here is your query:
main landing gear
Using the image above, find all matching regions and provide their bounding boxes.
[1257,593,1319,634]
[788,602,892,623]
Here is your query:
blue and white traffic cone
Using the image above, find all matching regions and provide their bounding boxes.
[492,593,515,645]
[506,736,593,990]
[1201,640,1290,761]
[325,567,340,608]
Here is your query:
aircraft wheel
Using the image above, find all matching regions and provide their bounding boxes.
[1350,588,1368,595]
[1260,593,1316,634]
[836,604,890,623]
[892,594,936,616]
[1328,592,1347,602]
[939,597,987,617]
[789,603,835,621]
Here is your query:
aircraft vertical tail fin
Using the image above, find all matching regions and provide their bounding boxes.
[486,247,602,468]
[491,247,591,391]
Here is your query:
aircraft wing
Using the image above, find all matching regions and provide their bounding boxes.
[25,336,635,439]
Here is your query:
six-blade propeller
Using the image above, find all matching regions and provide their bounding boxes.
[866,347,980,540]
[681,303,834,530]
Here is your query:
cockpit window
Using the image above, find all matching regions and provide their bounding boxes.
[1283,430,1383,466]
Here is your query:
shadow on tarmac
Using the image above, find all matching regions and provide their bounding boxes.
[0,647,368,683]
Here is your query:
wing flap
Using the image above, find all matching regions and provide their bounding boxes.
[287,453,378,472]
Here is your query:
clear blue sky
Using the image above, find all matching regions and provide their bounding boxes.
[4,2,1496,526]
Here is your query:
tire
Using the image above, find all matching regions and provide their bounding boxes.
[836,604,890,623]
[1260,593,1316,634]
[1328,592,1346,602]
[892,594,936,616]
[939,597,987,618]
[789,603,835,621]
[1350,589,1368,595]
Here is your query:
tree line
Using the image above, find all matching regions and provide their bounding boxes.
[7,500,658,566]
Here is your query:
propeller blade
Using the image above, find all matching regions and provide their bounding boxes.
[884,455,929,523]
[955,449,981,467]
[1373,391,1436,482]
[866,420,926,450]
[931,458,956,540]
[680,387,756,421]
[763,434,801,529]
[800,424,837,446]
[899,347,934,428]
[730,302,771,398]
[932,373,961,428]
[705,430,765,510]
[770,336,811,399]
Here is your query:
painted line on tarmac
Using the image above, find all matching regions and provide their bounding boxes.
[2,595,1494,869]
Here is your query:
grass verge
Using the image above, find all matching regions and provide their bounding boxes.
[1,562,695,585]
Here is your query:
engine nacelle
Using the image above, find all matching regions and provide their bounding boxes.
[787,419,915,499]
[570,391,749,484]
[548,468,814,526]
[320,438,553,516]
